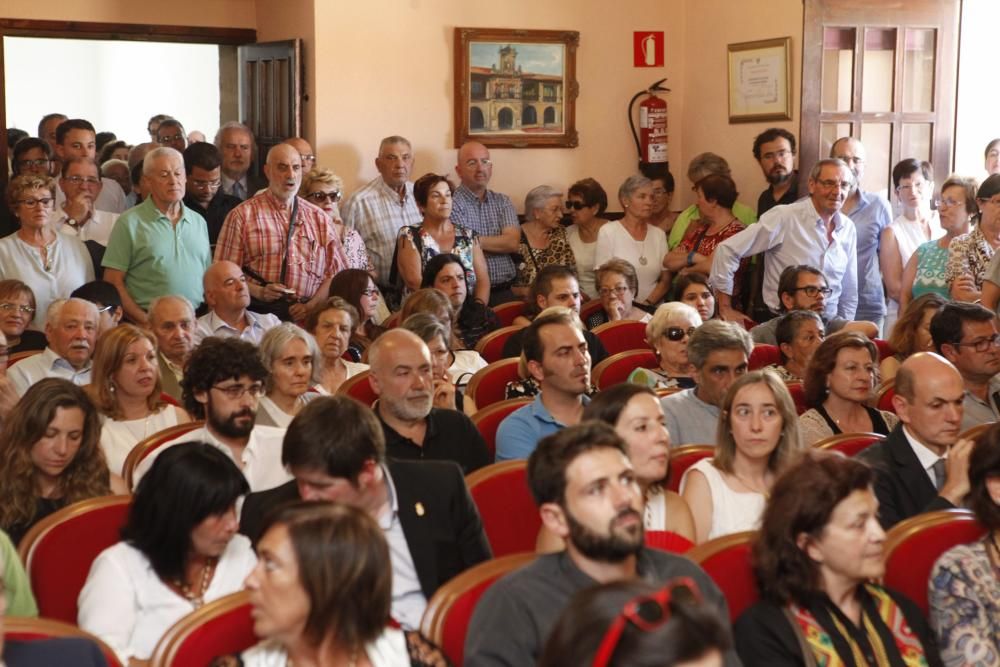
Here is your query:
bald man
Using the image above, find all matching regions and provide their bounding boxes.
[195,261,280,345]
[369,329,490,474]
[283,137,315,174]
[215,143,348,321]
[857,352,973,529]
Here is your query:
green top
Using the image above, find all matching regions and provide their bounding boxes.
[2,529,38,617]
[667,200,758,249]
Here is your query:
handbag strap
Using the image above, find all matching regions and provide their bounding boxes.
[279,196,299,285]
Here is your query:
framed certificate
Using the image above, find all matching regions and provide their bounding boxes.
[727,37,792,123]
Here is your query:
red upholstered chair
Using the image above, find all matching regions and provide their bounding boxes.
[159,392,180,407]
[122,421,204,487]
[874,378,895,413]
[813,431,885,456]
[665,445,714,492]
[493,300,528,327]
[687,531,758,622]
[474,324,524,363]
[580,298,605,324]
[149,591,257,667]
[645,530,694,554]
[336,370,378,407]
[873,338,895,362]
[4,617,123,667]
[470,398,532,460]
[592,349,658,390]
[883,509,985,617]
[465,460,541,557]
[591,320,649,356]
[958,422,996,443]
[420,553,535,667]
[18,495,132,624]
[466,358,521,409]
[748,344,780,370]
[382,311,402,329]
[6,349,41,368]
[784,382,807,415]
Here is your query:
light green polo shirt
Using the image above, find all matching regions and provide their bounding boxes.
[667,200,758,249]
[2,529,38,616]
[102,197,211,308]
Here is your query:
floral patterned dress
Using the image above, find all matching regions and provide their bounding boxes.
[930,539,1000,667]
[514,226,576,289]
[944,226,995,290]
[397,223,479,293]
[340,224,374,272]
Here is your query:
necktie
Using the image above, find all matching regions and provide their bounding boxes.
[233,181,245,200]
[932,458,947,491]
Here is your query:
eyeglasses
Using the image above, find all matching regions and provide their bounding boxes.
[211,383,264,399]
[157,134,185,144]
[299,153,316,163]
[598,286,630,298]
[664,326,697,341]
[815,178,853,191]
[361,287,380,298]
[978,196,1000,207]
[790,285,832,298]
[307,190,342,204]
[16,158,52,169]
[64,175,101,186]
[0,303,35,315]
[934,198,963,209]
[16,197,53,208]
[592,577,702,667]
[834,155,865,165]
[761,149,793,161]
[464,158,492,168]
[191,178,222,191]
[95,304,114,314]
[954,333,1000,353]
[565,200,590,210]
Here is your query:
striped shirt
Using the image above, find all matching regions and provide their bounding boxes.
[451,184,519,285]
[215,190,348,300]
[341,176,422,285]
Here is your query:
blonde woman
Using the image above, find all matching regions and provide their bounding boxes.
[300,167,373,274]
[628,302,702,390]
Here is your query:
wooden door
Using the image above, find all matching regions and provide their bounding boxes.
[238,39,302,178]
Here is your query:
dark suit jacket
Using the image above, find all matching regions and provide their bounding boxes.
[856,424,955,530]
[158,352,183,403]
[240,459,492,599]
[3,637,108,666]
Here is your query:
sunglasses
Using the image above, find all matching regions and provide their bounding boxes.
[664,326,696,342]
[307,190,342,203]
[592,577,702,667]
[565,200,590,210]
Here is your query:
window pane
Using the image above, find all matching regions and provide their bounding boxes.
[822,27,855,112]
[903,28,936,113]
[859,123,893,200]
[901,123,932,164]
[862,28,896,112]
[820,123,853,158]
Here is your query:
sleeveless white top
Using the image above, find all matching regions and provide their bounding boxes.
[644,485,668,530]
[680,458,766,540]
[99,407,181,477]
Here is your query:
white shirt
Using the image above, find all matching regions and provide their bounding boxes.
[132,424,291,492]
[78,537,257,664]
[9,347,92,396]
[593,220,669,302]
[56,178,127,214]
[50,207,120,246]
[902,425,945,487]
[710,197,859,319]
[0,233,95,330]
[194,310,282,346]
[379,466,425,630]
[312,360,369,395]
[99,406,182,477]
[240,629,410,667]
[449,350,488,387]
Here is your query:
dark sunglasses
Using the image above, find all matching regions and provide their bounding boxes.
[307,190,342,203]
[565,200,590,210]
[664,326,696,342]
[592,577,702,667]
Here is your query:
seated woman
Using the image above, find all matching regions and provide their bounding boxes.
[946,176,1000,304]
[765,310,824,382]
[539,579,731,667]
[231,501,447,667]
[327,269,385,361]
[564,177,609,299]
[256,323,321,428]
[667,153,757,250]
[300,167,373,274]
[401,313,477,416]
[304,297,369,395]
[930,424,1000,666]
[675,272,716,321]
[400,287,488,386]
[0,378,127,545]
[420,252,499,350]
[88,324,191,476]
[586,258,654,328]
[681,370,801,543]
[513,185,575,298]
[79,443,256,666]
[629,302,701,390]
[396,173,489,302]
[734,451,942,666]
[881,292,947,381]
[646,167,681,235]
[799,332,899,446]
[0,279,45,353]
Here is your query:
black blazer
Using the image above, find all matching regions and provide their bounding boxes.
[856,424,955,530]
[3,637,108,666]
[240,459,492,599]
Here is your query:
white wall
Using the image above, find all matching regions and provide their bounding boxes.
[956,0,1000,181]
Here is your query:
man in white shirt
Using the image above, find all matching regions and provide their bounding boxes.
[195,261,280,345]
[133,337,289,492]
[711,158,859,322]
[9,298,98,396]
[52,119,126,213]
[51,157,119,246]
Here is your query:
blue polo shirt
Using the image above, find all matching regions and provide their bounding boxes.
[495,393,590,462]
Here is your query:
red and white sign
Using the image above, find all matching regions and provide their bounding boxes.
[634,31,664,68]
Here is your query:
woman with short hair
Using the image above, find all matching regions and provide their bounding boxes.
[588,258,653,328]
[629,302,701,390]
[256,323,322,427]
[564,177,609,298]
[0,279,45,353]
[513,185,575,298]
[301,168,373,274]
[305,297,368,395]
[766,310,825,382]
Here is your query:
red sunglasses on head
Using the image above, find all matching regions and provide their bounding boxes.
[591,577,703,667]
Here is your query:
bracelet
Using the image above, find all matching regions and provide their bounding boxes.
[686,251,696,267]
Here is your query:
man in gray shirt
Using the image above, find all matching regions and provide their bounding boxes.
[464,421,740,666]
[930,302,1000,430]
[661,320,753,446]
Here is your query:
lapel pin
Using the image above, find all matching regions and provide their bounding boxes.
[415,502,426,517]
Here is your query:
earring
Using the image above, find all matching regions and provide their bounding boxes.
[109,384,116,393]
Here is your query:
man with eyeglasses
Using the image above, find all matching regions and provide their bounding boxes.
[132,336,290,493]
[50,157,119,247]
[282,137,315,174]
[195,260,280,345]
[930,302,1000,430]
[70,280,123,336]
[52,119,127,214]
[752,127,798,217]
[9,298,98,397]
[711,158,859,323]
[155,119,187,153]
[182,142,241,244]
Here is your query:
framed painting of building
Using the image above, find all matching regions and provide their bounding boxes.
[454,27,579,148]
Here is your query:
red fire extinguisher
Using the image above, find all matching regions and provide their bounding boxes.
[629,79,671,171]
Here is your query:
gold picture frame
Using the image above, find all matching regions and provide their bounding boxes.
[727,37,792,123]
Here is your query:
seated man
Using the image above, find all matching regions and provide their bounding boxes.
[194,261,280,345]
[369,329,489,474]
[931,302,1000,430]
[857,352,971,529]
[465,421,738,667]
[9,298,97,396]
[497,308,590,462]
[750,264,878,345]
[148,295,197,402]
[660,320,752,446]
[133,337,289,492]
[70,280,123,336]
[240,395,491,630]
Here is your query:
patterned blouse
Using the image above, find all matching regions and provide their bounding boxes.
[340,224,374,272]
[398,223,479,293]
[930,540,1000,667]
[514,226,576,288]
[677,217,747,298]
[911,239,951,300]
[944,226,995,290]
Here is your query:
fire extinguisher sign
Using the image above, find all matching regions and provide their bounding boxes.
[633,32,664,68]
